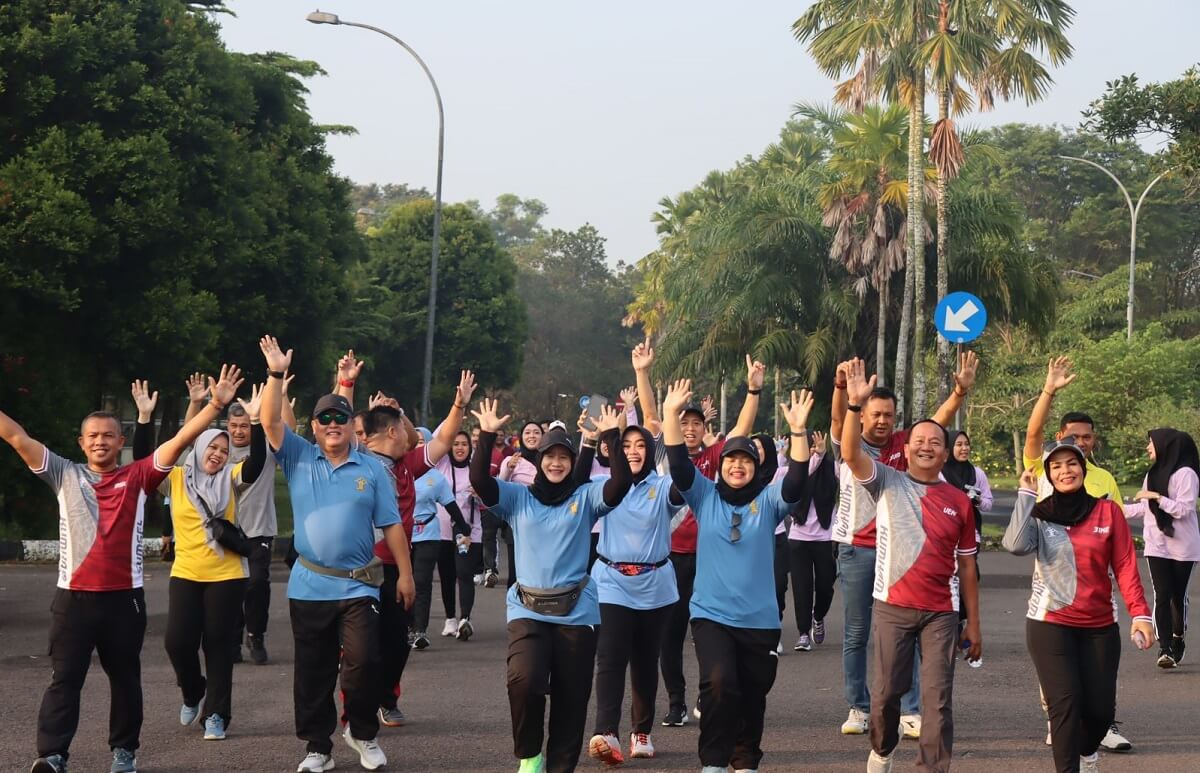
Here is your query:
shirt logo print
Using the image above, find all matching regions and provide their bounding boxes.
[356,477,367,492]
[749,501,758,515]
[114,481,127,489]
[1093,526,1110,534]
[647,486,657,500]
[569,501,579,516]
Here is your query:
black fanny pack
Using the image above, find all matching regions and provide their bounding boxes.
[198,499,253,557]
[515,575,590,617]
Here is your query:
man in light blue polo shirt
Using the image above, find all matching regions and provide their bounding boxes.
[259,336,415,773]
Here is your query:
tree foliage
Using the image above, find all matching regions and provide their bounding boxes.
[1086,66,1200,182]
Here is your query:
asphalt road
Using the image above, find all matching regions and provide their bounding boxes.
[1,554,1196,773]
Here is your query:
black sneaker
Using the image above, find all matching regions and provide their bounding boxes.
[1157,648,1178,669]
[1173,636,1186,665]
[30,755,67,773]
[248,635,268,665]
[413,632,431,650]
[661,704,688,727]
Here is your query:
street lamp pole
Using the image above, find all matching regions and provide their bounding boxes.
[1057,155,1171,341]
[308,10,444,420]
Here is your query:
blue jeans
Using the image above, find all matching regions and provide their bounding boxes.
[839,543,920,714]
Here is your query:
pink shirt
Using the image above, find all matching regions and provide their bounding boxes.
[1125,467,1200,562]
[498,456,537,486]
[789,453,835,541]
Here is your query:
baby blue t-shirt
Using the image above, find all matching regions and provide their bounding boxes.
[411,469,454,544]
[590,472,682,610]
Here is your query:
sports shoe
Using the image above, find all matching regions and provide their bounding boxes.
[900,713,922,739]
[1157,648,1178,669]
[442,618,459,637]
[1173,635,1186,665]
[775,642,784,655]
[1099,722,1131,752]
[841,707,868,735]
[473,572,484,585]
[248,634,269,665]
[1080,752,1100,772]
[629,732,655,759]
[296,752,335,772]
[203,714,226,740]
[693,705,702,721]
[661,704,688,726]
[702,768,726,773]
[813,618,826,645]
[110,749,137,773]
[378,705,406,727]
[588,733,624,766]
[30,755,68,773]
[867,749,894,773]
[413,631,431,650]
[180,700,201,726]
[518,754,545,773]
[457,618,475,641]
[1045,719,1052,746]
[343,726,387,770]
[484,569,499,588]
[794,634,812,651]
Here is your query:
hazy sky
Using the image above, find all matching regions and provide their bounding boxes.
[217,1,1199,266]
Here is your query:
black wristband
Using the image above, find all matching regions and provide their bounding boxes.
[748,388,762,395]
[847,404,862,413]
[790,431,808,437]
[268,370,285,379]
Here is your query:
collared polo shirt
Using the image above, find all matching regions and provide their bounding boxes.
[410,469,455,544]
[273,427,401,601]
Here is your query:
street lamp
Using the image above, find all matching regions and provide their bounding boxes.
[308,10,445,420]
[1056,155,1171,341]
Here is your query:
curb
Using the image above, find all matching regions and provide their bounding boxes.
[0,537,294,562]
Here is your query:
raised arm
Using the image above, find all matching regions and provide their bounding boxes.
[280,371,298,432]
[632,338,662,435]
[1002,469,1041,555]
[829,361,850,441]
[182,372,209,425]
[661,378,697,492]
[334,349,364,406]
[157,364,244,468]
[574,409,598,486]
[1023,357,1075,462]
[0,407,47,469]
[235,384,268,485]
[779,389,814,504]
[620,386,640,428]
[468,398,510,508]
[426,370,476,464]
[839,358,877,482]
[931,350,979,426]
[130,379,159,461]
[593,405,632,507]
[258,335,295,451]
[729,354,765,438]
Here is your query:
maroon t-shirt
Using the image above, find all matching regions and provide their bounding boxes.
[374,445,432,563]
[670,440,726,554]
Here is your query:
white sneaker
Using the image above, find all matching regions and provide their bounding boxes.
[867,749,894,773]
[693,705,702,721]
[473,572,484,585]
[775,642,784,655]
[297,752,335,772]
[587,733,625,765]
[1045,720,1053,746]
[629,731,655,759]
[1099,722,1131,752]
[1080,752,1100,772]
[900,713,921,739]
[841,707,869,735]
[343,727,386,770]
[441,618,459,637]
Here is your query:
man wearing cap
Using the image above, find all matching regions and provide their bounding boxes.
[258,336,415,773]
[841,358,981,773]
[631,340,766,727]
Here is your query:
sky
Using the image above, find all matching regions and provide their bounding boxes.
[217,1,1200,266]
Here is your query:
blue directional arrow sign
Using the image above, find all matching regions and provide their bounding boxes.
[579,395,590,410]
[935,291,988,344]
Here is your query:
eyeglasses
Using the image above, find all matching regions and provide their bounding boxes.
[730,512,742,544]
[316,412,350,426]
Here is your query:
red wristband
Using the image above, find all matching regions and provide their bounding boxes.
[339,379,355,388]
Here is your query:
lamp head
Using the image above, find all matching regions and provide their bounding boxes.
[306,10,340,24]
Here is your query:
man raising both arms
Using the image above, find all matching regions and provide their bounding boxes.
[4,366,245,773]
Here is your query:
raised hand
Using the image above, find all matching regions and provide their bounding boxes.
[130,380,159,420]
[259,336,293,373]
[186,372,209,404]
[337,349,364,382]
[663,378,693,415]
[812,430,827,455]
[746,354,766,391]
[457,370,478,406]
[237,383,265,422]
[954,350,981,394]
[700,394,717,423]
[780,389,816,433]
[281,371,296,396]
[209,364,244,407]
[1043,356,1076,394]
[1019,468,1039,491]
[631,338,655,371]
[369,390,401,412]
[844,358,876,407]
[594,403,621,434]
[835,361,850,388]
[620,385,638,407]
[470,398,511,434]
[577,409,598,442]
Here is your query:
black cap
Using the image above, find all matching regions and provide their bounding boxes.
[1041,436,1086,466]
[313,394,353,417]
[680,402,706,421]
[720,436,760,463]
[537,427,577,457]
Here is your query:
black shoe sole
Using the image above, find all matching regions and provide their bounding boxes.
[31,760,62,773]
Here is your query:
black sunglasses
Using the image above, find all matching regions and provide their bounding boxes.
[730,512,742,544]
[316,412,350,426]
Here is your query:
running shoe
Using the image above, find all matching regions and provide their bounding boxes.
[413,631,431,650]
[794,634,812,652]
[1099,722,1131,752]
[841,707,868,735]
[110,749,137,773]
[180,700,201,726]
[812,618,826,645]
[629,732,655,759]
[296,752,335,772]
[457,618,474,641]
[587,733,625,766]
[661,704,688,726]
[900,714,922,739]
[775,642,783,655]
[203,714,226,740]
[867,749,893,773]
[1157,648,1178,669]
[473,573,484,585]
[1080,752,1100,772]
[30,755,67,773]
[518,754,545,773]
[693,705,702,721]
[378,706,406,727]
[248,634,269,665]
[484,569,499,588]
[343,726,387,770]
[441,618,459,637]
[1173,635,1186,665]
[1045,719,1052,746]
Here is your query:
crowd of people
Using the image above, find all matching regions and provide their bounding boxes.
[1,336,1196,773]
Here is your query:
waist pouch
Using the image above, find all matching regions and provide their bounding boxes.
[298,555,385,588]
[596,554,669,577]
[515,575,590,617]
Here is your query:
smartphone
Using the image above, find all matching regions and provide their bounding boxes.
[583,394,608,432]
